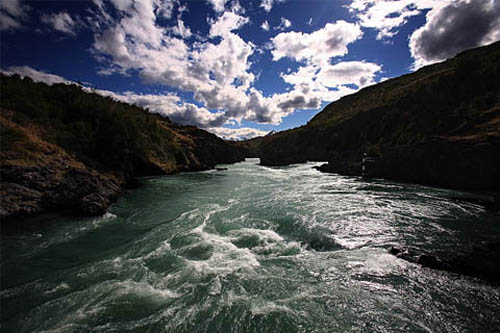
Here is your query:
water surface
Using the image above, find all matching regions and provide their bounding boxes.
[2,159,500,332]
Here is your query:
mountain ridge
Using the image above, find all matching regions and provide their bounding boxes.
[0,75,246,221]
[256,41,500,192]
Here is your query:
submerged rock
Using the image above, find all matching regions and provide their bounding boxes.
[389,243,500,284]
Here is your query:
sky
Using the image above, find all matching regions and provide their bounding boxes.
[1,0,499,139]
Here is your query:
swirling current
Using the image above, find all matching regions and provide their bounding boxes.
[1,159,500,332]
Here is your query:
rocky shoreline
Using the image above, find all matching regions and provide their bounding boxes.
[0,159,242,223]
[1,163,121,221]
[314,137,500,192]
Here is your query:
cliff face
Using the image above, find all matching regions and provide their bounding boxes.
[258,42,500,192]
[0,75,246,221]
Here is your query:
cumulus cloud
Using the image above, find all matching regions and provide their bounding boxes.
[260,0,285,13]
[172,18,192,38]
[410,0,500,68]
[91,2,270,124]
[1,66,71,85]
[261,20,270,31]
[348,0,445,39]
[209,10,249,37]
[156,0,177,19]
[271,21,363,65]
[208,127,269,140]
[279,61,380,106]
[274,17,292,31]
[87,0,376,135]
[0,0,29,31]
[41,12,80,35]
[316,61,382,88]
[270,20,381,104]
[207,0,230,13]
[110,92,229,128]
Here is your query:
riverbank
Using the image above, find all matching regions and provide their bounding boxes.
[0,74,247,222]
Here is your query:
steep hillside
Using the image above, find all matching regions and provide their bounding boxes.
[259,42,500,191]
[0,75,246,220]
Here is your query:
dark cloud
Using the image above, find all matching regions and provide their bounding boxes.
[277,95,320,111]
[169,104,227,128]
[277,95,306,110]
[0,0,29,31]
[410,0,500,66]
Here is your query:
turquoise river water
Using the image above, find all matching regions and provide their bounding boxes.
[1,159,500,332]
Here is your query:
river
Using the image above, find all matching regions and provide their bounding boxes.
[1,158,500,332]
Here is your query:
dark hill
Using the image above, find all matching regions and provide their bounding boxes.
[258,42,500,192]
[0,74,246,221]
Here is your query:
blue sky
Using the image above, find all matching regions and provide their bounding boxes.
[1,0,499,139]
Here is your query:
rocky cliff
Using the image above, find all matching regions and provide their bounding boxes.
[0,75,246,221]
[258,42,500,192]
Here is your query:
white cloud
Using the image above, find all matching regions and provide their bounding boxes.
[208,127,269,140]
[274,17,292,31]
[172,18,192,38]
[278,61,380,106]
[316,61,382,88]
[88,0,373,134]
[110,92,228,128]
[156,0,177,19]
[271,21,363,66]
[90,0,114,27]
[348,0,446,39]
[91,2,264,124]
[207,0,230,13]
[114,92,273,138]
[0,0,29,31]
[109,0,134,12]
[41,12,79,35]
[260,0,285,13]
[261,20,270,31]
[1,66,71,85]
[209,11,249,37]
[409,0,500,68]
[272,21,382,104]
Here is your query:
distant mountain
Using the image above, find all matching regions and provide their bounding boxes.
[0,74,246,221]
[258,42,500,191]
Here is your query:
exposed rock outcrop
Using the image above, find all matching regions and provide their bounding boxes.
[0,114,121,220]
